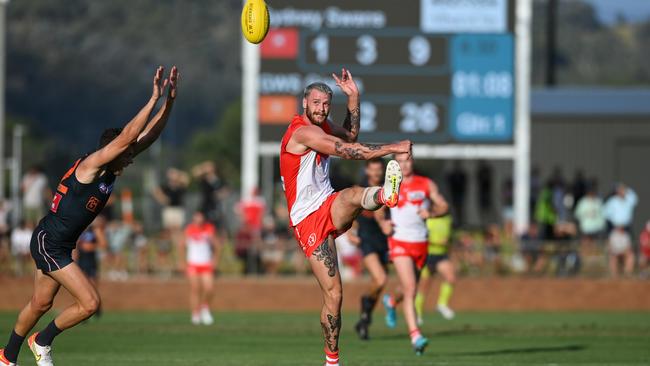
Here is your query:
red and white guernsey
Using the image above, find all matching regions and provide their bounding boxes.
[184,222,216,265]
[389,175,431,243]
[280,115,335,227]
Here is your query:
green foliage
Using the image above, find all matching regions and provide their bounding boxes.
[185,101,242,186]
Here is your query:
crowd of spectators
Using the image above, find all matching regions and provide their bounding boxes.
[0,161,647,280]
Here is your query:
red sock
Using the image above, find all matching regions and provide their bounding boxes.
[409,328,422,343]
[374,188,386,205]
[325,349,339,365]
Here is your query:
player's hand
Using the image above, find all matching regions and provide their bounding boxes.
[379,220,394,236]
[332,68,359,97]
[168,66,179,100]
[418,208,431,220]
[152,66,169,100]
[396,140,413,157]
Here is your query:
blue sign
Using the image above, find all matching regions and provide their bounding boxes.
[450,34,514,141]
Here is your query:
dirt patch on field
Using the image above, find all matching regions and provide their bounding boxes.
[1,276,649,312]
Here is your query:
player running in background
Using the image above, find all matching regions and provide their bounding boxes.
[415,213,456,324]
[280,68,411,366]
[74,216,108,319]
[353,158,390,341]
[178,211,221,325]
[378,152,448,355]
[0,66,178,366]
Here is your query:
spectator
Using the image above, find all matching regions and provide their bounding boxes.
[260,216,284,276]
[571,170,588,209]
[550,167,568,222]
[0,200,12,274]
[501,177,514,239]
[483,224,503,274]
[608,227,634,277]
[535,181,557,240]
[554,221,580,277]
[520,222,544,275]
[604,183,638,234]
[105,218,132,280]
[235,188,266,274]
[639,221,650,277]
[10,220,34,277]
[530,166,542,217]
[476,161,493,224]
[192,161,226,228]
[574,182,606,254]
[153,167,190,275]
[446,161,467,227]
[21,166,50,224]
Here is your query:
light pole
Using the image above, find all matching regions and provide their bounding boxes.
[0,0,9,201]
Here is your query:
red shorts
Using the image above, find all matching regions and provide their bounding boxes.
[186,264,213,276]
[388,238,428,269]
[293,193,342,257]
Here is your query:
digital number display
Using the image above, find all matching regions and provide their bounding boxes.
[258,0,515,144]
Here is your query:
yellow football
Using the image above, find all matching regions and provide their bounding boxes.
[241,0,270,44]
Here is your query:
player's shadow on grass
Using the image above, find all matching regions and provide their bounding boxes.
[457,344,586,356]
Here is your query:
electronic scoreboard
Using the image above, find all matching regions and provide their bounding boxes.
[258,0,515,145]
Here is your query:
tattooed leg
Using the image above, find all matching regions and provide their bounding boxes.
[309,238,343,355]
[320,313,341,353]
[312,240,338,277]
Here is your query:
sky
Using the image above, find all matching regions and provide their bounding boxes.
[584,0,650,24]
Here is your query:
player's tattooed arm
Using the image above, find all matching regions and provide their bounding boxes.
[333,67,360,142]
[313,240,337,277]
[292,125,412,160]
[341,104,360,141]
[320,313,341,353]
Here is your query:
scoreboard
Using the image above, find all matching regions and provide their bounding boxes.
[258,0,516,145]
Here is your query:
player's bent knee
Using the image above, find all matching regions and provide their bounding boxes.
[80,296,101,317]
[30,296,54,314]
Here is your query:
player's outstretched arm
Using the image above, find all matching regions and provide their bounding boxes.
[134,66,179,156]
[328,68,360,142]
[292,125,411,160]
[77,66,167,181]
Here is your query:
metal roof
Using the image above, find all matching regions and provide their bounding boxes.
[532,88,650,116]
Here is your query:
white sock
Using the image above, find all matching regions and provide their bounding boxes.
[361,187,382,210]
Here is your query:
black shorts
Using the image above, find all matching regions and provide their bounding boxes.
[425,254,450,272]
[30,228,74,273]
[359,238,389,265]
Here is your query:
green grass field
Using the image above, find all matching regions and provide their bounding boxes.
[1,311,648,365]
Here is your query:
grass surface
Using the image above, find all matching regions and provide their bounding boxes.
[1,311,648,365]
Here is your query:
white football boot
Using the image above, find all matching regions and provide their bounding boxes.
[382,160,403,208]
[28,333,54,366]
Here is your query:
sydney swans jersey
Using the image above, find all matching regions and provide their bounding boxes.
[41,157,115,247]
[389,175,431,243]
[280,115,335,226]
[185,223,216,265]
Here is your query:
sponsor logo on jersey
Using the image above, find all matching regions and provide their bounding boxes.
[86,196,101,212]
[407,191,426,202]
[99,182,114,194]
